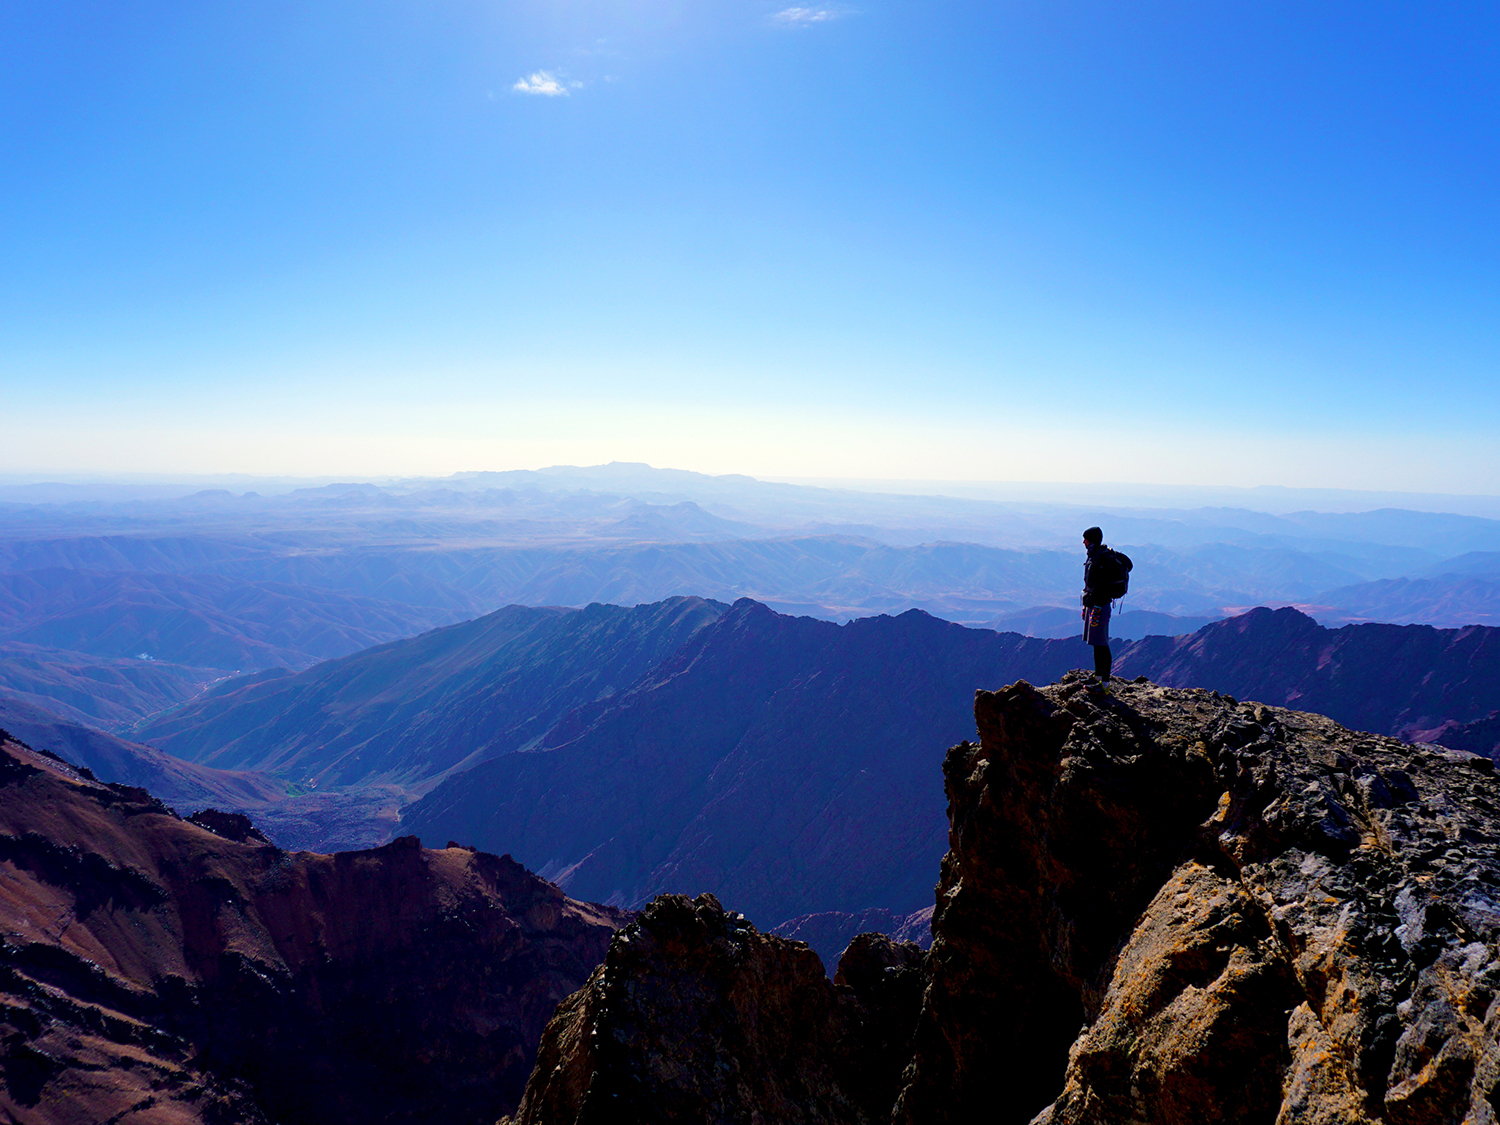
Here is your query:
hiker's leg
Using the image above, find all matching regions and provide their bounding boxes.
[1094,644,1112,681]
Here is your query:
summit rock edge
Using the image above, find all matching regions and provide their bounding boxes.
[506,673,1500,1125]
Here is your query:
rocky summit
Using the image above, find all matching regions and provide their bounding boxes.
[505,673,1500,1125]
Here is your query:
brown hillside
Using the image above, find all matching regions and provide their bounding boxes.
[0,731,626,1125]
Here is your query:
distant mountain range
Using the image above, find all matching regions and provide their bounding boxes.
[1313,574,1500,627]
[5,464,1500,640]
[101,595,1498,940]
[1120,605,1500,736]
[2,530,1498,689]
[988,605,1220,640]
[1410,710,1500,759]
[0,568,468,670]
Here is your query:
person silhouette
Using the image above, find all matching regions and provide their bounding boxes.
[1081,526,1113,684]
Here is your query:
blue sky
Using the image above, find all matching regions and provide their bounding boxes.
[3,2,1497,489]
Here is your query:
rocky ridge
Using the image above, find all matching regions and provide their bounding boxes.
[506,673,1500,1124]
[1119,605,1500,741]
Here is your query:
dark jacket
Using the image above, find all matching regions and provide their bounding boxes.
[1082,543,1114,608]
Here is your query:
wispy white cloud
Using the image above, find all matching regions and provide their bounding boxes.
[513,71,577,96]
[572,38,620,59]
[772,6,843,26]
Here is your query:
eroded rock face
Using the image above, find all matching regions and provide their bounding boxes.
[502,893,927,1125]
[0,734,626,1125]
[898,672,1500,1125]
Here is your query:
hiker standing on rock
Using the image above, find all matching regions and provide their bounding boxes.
[1082,526,1131,685]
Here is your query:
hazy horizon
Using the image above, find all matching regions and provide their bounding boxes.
[4,461,1500,518]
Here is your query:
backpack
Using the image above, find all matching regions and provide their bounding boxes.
[1102,549,1133,600]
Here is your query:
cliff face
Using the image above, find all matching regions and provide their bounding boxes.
[505,674,1500,1125]
[0,731,626,1125]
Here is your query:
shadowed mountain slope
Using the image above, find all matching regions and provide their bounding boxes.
[0,694,404,853]
[139,597,727,789]
[1408,710,1500,759]
[0,732,626,1125]
[106,598,1500,912]
[1416,550,1500,577]
[403,600,1085,925]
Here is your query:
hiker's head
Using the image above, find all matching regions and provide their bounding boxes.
[1082,527,1103,547]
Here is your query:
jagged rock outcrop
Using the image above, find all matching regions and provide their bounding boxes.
[501,893,927,1125]
[0,732,626,1125]
[503,672,1500,1125]
[186,806,271,843]
[898,672,1500,1124]
[834,931,928,1115]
